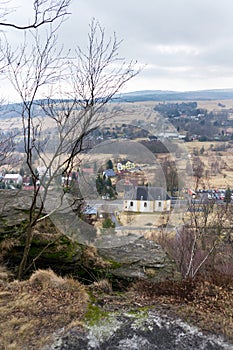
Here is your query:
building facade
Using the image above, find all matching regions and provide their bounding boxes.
[124,186,171,213]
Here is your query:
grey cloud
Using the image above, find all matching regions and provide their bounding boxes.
[3,0,233,92]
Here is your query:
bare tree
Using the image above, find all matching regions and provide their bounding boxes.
[0,131,15,166]
[161,157,179,196]
[3,19,138,279]
[156,188,233,280]
[192,156,205,191]
[170,198,232,279]
[0,0,72,171]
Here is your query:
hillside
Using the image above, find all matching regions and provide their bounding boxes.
[1,88,233,120]
[115,89,233,103]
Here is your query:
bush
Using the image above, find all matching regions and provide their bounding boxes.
[102,217,115,229]
[133,278,197,301]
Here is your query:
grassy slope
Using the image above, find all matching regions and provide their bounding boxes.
[0,269,89,350]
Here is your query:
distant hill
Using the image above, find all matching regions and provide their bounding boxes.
[115,89,233,102]
[2,89,233,119]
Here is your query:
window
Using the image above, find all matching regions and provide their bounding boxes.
[130,201,133,207]
[158,201,162,207]
[144,202,147,207]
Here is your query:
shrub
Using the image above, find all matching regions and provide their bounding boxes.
[133,278,197,301]
[91,279,112,294]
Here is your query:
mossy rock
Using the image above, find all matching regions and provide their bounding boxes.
[95,234,181,283]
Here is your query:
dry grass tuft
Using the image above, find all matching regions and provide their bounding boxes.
[0,269,89,350]
[91,279,112,294]
[65,319,84,332]
[0,264,13,283]
[81,245,111,269]
[0,238,20,261]
[29,268,65,288]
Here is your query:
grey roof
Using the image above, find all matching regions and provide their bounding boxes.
[103,169,116,177]
[83,205,97,215]
[124,186,170,201]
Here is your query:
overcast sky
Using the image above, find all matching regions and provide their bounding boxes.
[3,0,233,95]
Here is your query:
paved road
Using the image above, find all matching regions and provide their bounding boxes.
[87,199,123,213]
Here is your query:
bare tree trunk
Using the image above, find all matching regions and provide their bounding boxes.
[17,225,34,280]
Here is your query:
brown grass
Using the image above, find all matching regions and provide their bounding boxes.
[1,266,233,348]
[81,245,111,269]
[29,268,65,288]
[0,269,89,350]
[131,274,233,342]
[90,279,113,294]
[180,141,233,189]
[0,238,20,259]
[0,265,13,283]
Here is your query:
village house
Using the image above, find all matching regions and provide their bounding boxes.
[117,160,136,172]
[2,173,23,187]
[37,166,51,179]
[124,186,171,213]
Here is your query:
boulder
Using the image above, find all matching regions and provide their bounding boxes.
[96,234,180,282]
[0,190,33,237]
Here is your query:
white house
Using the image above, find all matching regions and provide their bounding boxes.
[3,174,23,187]
[37,166,53,178]
[117,160,136,172]
[124,186,171,213]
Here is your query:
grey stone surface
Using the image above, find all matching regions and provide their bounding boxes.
[0,190,33,230]
[45,308,233,350]
[96,234,180,282]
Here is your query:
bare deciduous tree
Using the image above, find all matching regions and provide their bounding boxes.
[192,156,205,191]
[0,1,72,167]
[159,197,233,279]
[161,157,179,195]
[182,198,233,278]
[0,131,15,166]
[3,18,138,279]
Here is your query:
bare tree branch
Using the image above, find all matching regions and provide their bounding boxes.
[0,0,71,30]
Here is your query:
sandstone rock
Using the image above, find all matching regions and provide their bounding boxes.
[0,190,33,235]
[96,234,181,282]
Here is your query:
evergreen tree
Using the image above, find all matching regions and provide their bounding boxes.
[102,217,115,228]
[106,159,113,169]
[224,187,231,204]
[106,177,112,187]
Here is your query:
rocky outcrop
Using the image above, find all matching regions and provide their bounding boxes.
[0,190,180,283]
[43,308,232,350]
[0,190,33,237]
[96,234,180,282]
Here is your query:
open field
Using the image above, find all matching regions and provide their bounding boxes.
[184,141,233,189]
[2,99,233,192]
[2,98,233,129]
[120,211,165,227]
[197,99,233,110]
